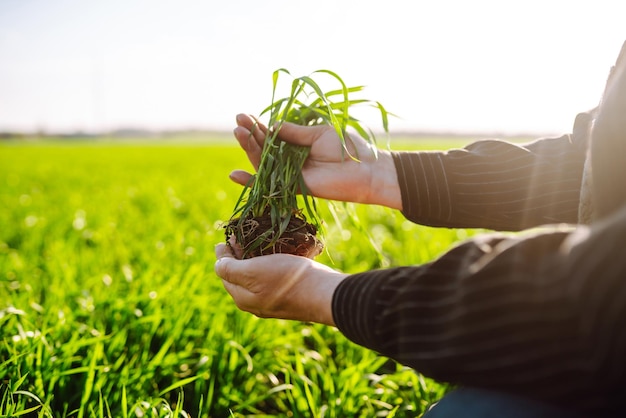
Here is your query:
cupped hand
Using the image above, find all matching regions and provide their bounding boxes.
[230,113,402,210]
[214,243,348,326]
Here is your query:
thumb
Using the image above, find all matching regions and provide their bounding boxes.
[214,243,238,283]
[215,243,234,259]
[228,170,254,187]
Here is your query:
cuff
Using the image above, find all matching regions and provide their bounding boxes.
[391,151,452,226]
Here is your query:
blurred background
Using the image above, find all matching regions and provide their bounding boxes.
[0,0,624,137]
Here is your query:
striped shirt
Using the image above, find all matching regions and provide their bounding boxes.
[332,42,626,416]
[391,111,591,230]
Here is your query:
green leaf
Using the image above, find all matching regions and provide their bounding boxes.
[227,67,394,257]
[158,375,201,397]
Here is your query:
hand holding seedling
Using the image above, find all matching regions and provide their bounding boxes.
[215,242,347,326]
[230,113,403,210]
[224,69,395,259]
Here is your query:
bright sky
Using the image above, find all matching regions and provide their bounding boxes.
[0,0,624,136]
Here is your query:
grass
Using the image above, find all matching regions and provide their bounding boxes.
[0,138,473,417]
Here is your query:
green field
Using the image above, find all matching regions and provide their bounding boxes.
[0,138,474,417]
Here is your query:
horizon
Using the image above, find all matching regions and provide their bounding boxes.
[0,125,559,143]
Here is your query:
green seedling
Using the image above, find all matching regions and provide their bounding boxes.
[225,68,391,259]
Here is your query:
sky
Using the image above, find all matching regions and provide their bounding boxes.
[0,0,624,136]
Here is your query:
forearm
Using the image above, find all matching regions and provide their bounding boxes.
[332,207,626,415]
[392,112,592,230]
[295,268,347,326]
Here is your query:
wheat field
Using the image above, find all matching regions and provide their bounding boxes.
[0,137,474,417]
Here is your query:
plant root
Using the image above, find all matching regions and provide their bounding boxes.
[225,214,323,259]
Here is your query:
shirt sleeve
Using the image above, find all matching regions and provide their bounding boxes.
[332,205,626,415]
[392,111,593,230]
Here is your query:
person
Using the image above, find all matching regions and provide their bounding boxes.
[214,41,626,417]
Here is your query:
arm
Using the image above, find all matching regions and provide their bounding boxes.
[231,111,592,232]
[392,111,593,230]
[216,205,626,414]
[332,206,626,415]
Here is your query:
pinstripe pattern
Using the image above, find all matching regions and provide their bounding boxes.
[392,124,591,231]
[333,210,626,414]
[332,41,626,416]
[332,107,626,415]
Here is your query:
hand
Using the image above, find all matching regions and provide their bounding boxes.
[230,113,402,210]
[214,243,348,325]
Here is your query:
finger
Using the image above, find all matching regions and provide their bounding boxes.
[235,113,263,131]
[277,122,330,147]
[234,114,269,170]
[227,234,244,259]
[215,243,233,259]
[214,248,254,285]
[233,127,263,169]
[220,278,258,315]
[233,124,263,163]
[214,250,234,281]
[228,170,254,187]
[236,113,266,145]
[248,114,268,143]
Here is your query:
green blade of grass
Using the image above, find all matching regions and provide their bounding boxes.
[158,376,200,398]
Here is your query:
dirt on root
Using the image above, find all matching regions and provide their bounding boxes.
[225,214,323,259]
